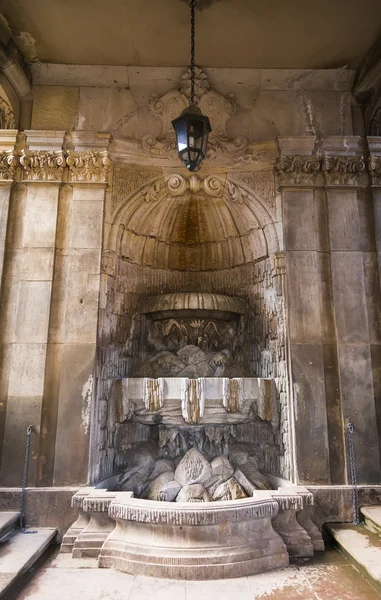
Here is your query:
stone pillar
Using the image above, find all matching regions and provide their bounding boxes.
[278,137,331,485]
[365,137,381,473]
[0,130,18,474]
[1,131,65,485]
[278,136,381,485]
[50,132,110,486]
[324,137,380,484]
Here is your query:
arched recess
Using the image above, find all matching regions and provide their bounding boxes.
[107,172,280,271]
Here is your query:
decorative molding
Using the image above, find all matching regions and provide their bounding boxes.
[111,67,269,168]
[322,155,366,186]
[276,155,321,185]
[0,151,17,181]
[0,97,16,130]
[19,149,66,182]
[66,150,110,183]
[276,153,367,187]
[368,156,381,186]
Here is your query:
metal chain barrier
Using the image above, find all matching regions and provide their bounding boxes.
[347,421,360,525]
[19,425,37,534]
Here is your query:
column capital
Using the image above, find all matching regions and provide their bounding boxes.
[0,130,18,182]
[276,136,368,189]
[367,136,381,187]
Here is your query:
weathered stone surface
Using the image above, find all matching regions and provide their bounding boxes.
[234,469,256,495]
[120,472,148,496]
[176,484,210,503]
[118,443,158,482]
[210,456,234,481]
[144,472,174,501]
[174,449,212,487]
[212,477,248,501]
[158,480,181,502]
[239,459,272,491]
[149,459,174,481]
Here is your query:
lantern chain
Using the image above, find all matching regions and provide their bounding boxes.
[189,0,197,104]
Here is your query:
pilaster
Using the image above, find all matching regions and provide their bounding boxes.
[277,135,381,485]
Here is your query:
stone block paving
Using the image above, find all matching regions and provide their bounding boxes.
[10,547,380,600]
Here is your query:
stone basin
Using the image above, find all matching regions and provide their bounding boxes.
[63,487,324,580]
[98,492,289,579]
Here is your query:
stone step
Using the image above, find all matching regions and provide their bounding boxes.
[327,523,381,595]
[361,506,381,536]
[0,512,20,543]
[0,527,56,598]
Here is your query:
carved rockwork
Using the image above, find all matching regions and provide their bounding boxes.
[66,150,110,183]
[0,151,17,181]
[19,149,66,182]
[368,156,381,186]
[0,97,16,129]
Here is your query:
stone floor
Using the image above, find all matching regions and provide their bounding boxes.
[8,546,380,600]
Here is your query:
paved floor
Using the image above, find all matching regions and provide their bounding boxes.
[9,546,380,600]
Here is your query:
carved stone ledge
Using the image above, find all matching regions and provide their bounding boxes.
[19,149,66,182]
[66,150,110,184]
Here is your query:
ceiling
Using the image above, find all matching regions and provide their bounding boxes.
[0,0,380,69]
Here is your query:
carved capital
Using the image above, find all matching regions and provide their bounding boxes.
[19,149,65,182]
[276,153,367,187]
[66,150,110,184]
[275,155,321,186]
[0,151,17,181]
[322,155,366,186]
[368,156,381,186]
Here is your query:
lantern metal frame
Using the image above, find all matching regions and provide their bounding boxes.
[172,0,211,171]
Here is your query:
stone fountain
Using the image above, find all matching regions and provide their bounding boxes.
[62,292,324,578]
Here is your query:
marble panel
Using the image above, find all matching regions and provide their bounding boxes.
[31,86,79,130]
[337,343,380,484]
[370,344,381,471]
[283,189,317,251]
[317,252,336,345]
[322,343,345,485]
[290,343,330,484]
[53,343,96,486]
[8,343,47,397]
[77,87,136,131]
[286,251,322,344]
[69,199,103,250]
[327,189,361,251]
[63,249,101,344]
[23,185,59,248]
[330,251,368,344]
[15,281,52,343]
[19,247,55,281]
[363,252,381,345]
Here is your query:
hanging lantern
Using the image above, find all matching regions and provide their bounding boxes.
[172,0,211,171]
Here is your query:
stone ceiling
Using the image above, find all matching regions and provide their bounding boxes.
[0,0,380,69]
